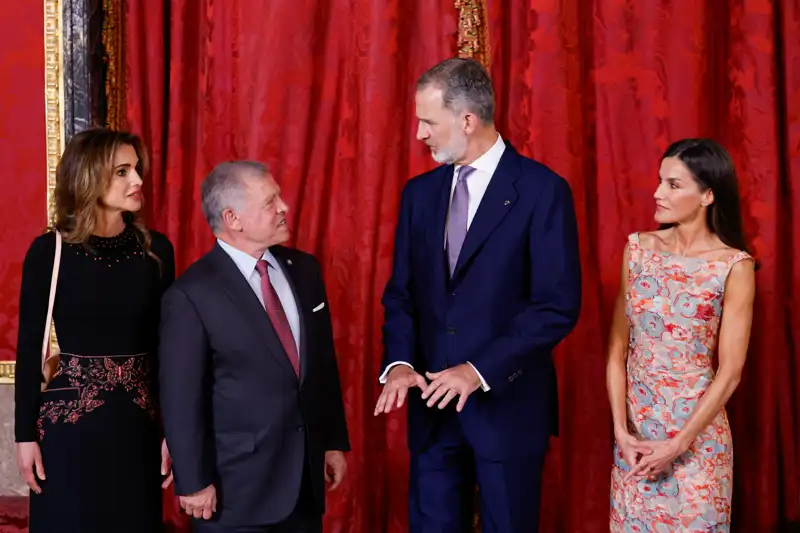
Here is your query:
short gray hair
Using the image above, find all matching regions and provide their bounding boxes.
[201,160,268,233]
[416,58,495,124]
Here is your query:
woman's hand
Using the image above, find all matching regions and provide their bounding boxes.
[623,438,685,482]
[161,438,174,488]
[16,442,45,494]
[615,430,647,472]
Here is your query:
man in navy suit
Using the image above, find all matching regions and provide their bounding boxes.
[374,58,582,533]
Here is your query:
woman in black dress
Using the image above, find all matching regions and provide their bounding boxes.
[14,128,175,532]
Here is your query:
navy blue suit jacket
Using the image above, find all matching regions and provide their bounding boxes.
[381,142,581,460]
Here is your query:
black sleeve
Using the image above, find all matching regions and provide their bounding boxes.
[149,230,176,294]
[158,285,214,495]
[310,257,350,452]
[14,233,57,442]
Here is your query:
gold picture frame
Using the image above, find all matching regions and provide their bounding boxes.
[45,0,64,223]
[0,0,63,385]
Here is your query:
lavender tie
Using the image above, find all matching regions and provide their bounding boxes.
[447,165,476,276]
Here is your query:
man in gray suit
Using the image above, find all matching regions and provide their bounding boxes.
[158,161,349,533]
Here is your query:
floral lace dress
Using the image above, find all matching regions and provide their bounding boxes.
[610,232,751,533]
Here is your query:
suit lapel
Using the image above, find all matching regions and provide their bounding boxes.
[429,165,455,291]
[269,247,312,384]
[208,245,299,381]
[452,146,520,279]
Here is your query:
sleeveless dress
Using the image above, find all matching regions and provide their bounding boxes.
[610,232,752,533]
[14,227,174,533]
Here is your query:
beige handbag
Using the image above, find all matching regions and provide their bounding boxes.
[40,231,62,390]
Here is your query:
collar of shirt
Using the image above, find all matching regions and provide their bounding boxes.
[454,133,506,178]
[217,238,278,279]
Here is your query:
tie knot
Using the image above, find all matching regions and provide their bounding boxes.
[458,165,477,182]
[255,259,270,277]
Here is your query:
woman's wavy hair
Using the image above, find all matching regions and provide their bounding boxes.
[52,128,158,263]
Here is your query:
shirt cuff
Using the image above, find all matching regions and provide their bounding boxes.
[467,362,491,391]
[379,361,414,383]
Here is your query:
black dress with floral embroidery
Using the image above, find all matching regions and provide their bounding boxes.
[14,226,175,533]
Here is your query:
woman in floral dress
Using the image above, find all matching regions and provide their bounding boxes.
[606,138,756,532]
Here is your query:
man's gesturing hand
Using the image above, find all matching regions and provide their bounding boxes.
[374,365,427,415]
[422,363,481,412]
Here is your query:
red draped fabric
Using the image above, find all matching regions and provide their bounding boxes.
[125,1,456,531]
[484,2,800,531]
[125,1,800,532]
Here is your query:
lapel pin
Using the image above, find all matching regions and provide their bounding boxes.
[504,200,511,205]
[287,259,293,266]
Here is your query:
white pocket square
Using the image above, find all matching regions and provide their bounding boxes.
[312,302,325,312]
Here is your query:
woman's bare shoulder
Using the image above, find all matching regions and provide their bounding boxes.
[636,229,671,249]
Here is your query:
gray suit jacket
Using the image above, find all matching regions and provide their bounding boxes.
[158,243,349,527]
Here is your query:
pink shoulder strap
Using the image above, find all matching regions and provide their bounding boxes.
[41,231,61,371]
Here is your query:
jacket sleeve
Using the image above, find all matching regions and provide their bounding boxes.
[158,286,214,495]
[469,175,582,394]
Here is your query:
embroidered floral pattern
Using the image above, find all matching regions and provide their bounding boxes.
[610,233,752,533]
[38,354,154,440]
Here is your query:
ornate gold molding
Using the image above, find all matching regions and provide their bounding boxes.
[43,0,64,384]
[45,0,64,226]
[0,362,14,384]
[455,0,491,69]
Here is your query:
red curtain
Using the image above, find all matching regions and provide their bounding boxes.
[484,2,800,531]
[0,1,47,362]
[125,1,800,532]
[125,1,457,531]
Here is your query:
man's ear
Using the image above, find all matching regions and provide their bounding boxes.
[463,112,480,135]
[222,209,241,231]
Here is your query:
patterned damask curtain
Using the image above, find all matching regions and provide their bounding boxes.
[108,0,493,530]
[103,0,490,130]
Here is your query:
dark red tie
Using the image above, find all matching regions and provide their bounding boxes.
[255,260,300,376]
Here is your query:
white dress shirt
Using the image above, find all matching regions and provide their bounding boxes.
[379,134,507,392]
[448,133,506,230]
[217,239,301,353]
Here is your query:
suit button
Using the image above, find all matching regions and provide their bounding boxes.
[446,327,456,334]
[440,364,448,370]
[297,426,305,433]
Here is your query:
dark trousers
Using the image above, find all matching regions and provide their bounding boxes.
[193,459,321,533]
[409,410,545,533]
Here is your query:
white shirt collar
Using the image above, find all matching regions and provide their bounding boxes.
[455,133,505,176]
[217,238,278,279]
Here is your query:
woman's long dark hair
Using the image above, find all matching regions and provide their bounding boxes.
[659,138,752,256]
